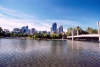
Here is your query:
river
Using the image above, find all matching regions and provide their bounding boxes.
[0,38,100,67]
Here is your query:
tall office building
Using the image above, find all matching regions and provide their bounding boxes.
[58,25,63,34]
[51,22,57,33]
[21,26,26,33]
[30,28,36,35]
[21,25,30,34]
[13,28,20,33]
[4,29,10,33]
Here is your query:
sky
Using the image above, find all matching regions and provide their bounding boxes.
[0,0,100,31]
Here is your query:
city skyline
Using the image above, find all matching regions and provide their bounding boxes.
[11,22,63,32]
[10,22,64,35]
[0,0,100,31]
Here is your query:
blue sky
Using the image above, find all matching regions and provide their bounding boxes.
[0,0,100,31]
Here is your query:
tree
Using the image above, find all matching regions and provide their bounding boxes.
[33,34,37,39]
[59,34,62,39]
[0,27,3,36]
[14,33,18,37]
[0,27,3,31]
[93,29,98,34]
[66,27,73,36]
[50,34,54,39]
[23,33,27,37]
[81,30,88,34]
[43,34,47,38]
[86,27,94,34]
[74,26,82,35]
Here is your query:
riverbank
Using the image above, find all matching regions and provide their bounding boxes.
[37,38,67,40]
[1,37,67,40]
[1,37,28,39]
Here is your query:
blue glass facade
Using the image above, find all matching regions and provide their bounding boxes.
[52,22,57,33]
[21,26,30,34]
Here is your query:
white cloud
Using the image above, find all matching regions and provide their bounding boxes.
[42,20,83,26]
[0,15,52,31]
[0,6,85,32]
[0,6,51,31]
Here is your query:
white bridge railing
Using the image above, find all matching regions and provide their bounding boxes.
[67,34,99,38]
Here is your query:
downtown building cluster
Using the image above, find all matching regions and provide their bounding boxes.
[51,22,63,34]
[3,22,64,35]
[13,25,37,35]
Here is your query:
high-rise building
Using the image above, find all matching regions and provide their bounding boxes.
[58,25,63,34]
[13,28,20,33]
[4,29,10,33]
[21,26,26,33]
[57,25,63,34]
[47,31,50,34]
[51,22,57,33]
[43,31,47,34]
[30,28,36,35]
[21,25,30,34]
[26,29,30,34]
[37,31,47,34]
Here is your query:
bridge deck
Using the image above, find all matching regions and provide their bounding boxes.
[67,34,99,38]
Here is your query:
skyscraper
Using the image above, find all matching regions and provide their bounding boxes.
[13,28,20,33]
[51,22,57,33]
[4,29,10,33]
[58,25,63,34]
[30,28,36,35]
[21,25,30,34]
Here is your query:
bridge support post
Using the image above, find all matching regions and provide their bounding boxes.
[72,29,74,41]
[77,30,79,40]
[77,30,79,36]
[98,22,100,42]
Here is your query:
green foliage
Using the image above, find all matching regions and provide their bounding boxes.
[66,27,73,36]
[86,27,98,34]
[66,27,82,36]
[50,34,60,39]
[86,27,93,34]
[30,33,64,39]
[67,26,98,36]
[62,34,67,39]
[93,29,98,34]
[74,26,82,35]
[23,33,27,37]
[43,34,47,38]
[50,34,53,38]
[33,34,37,39]
[0,27,3,32]
[0,27,3,36]
[14,33,18,37]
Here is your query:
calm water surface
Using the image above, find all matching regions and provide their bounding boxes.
[0,38,100,67]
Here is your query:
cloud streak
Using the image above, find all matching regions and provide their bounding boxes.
[0,6,85,32]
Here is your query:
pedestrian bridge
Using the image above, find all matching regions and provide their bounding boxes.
[67,34,99,38]
[67,22,100,41]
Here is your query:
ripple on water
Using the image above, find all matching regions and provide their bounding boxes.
[0,39,100,67]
